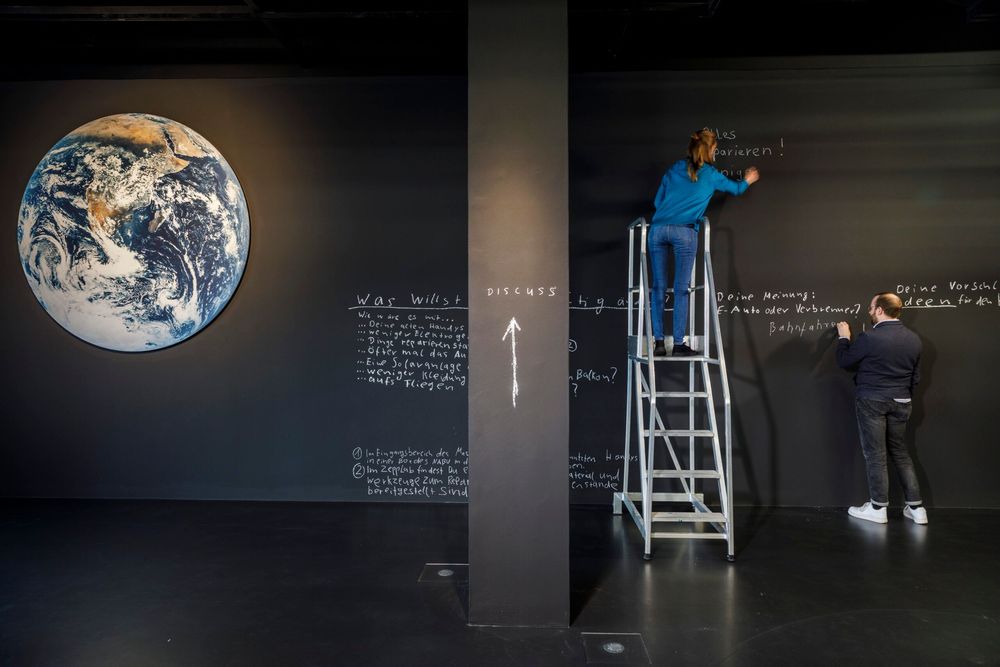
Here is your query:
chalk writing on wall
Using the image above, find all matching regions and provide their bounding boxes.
[569,450,638,491]
[351,293,467,392]
[352,445,469,499]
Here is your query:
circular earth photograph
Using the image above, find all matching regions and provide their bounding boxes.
[17,113,250,351]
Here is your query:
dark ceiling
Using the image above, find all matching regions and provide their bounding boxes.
[0,1,998,77]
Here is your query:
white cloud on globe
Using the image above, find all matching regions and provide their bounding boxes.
[17,113,250,352]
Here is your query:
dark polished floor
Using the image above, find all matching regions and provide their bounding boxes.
[1,501,998,666]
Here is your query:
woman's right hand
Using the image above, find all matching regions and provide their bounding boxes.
[744,167,760,185]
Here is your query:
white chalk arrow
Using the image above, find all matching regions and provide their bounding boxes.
[502,317,521,407]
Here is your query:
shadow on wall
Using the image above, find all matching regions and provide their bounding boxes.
[903,310,935,508]
[816,326,860,484]
[711,215,777,550]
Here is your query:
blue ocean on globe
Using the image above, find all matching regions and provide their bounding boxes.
[17,113,250,351]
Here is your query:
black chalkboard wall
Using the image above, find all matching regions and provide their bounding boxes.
[0,77,468,501]
[2,52,999,506]
[569,54,1000,508]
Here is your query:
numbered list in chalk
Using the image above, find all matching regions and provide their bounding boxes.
[351,446,469,499]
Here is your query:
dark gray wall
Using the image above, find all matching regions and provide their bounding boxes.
[2,52,998,508]
[468,0,569,628]
[569,53,1000,508]
[0,77,467,501]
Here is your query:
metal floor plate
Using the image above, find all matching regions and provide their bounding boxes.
[418,562,469,583]
[582,632,651,664]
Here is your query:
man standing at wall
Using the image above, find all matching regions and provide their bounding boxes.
[836,292,928,525]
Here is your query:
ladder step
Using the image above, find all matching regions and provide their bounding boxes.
[652,470,720,479]
[651,511,727,523]
[626,492,704,503]
[650,532,727,540]
[633,356,720,366]
[641,429,715,437]
[641,391,709,398]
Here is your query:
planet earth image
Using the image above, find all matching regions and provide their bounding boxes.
[17,113,250,351]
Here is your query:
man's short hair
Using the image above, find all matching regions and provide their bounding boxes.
[874,292,903,318]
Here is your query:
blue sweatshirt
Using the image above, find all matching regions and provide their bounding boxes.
[652,160,748,230]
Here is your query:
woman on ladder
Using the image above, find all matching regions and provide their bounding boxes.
[649,129,760,356]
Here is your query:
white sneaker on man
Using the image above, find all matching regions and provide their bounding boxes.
[848,501,887,524]
[903,505,929,525]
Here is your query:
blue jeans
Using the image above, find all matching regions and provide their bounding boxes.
[855,398,923,506]
[648,223,698,344]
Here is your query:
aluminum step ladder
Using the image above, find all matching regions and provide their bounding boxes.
[613,216,735,561]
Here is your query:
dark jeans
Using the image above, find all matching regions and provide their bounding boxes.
[648,223,698,343]
[855,397,923,506]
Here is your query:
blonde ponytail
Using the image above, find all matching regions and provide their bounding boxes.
[686,129,718,182]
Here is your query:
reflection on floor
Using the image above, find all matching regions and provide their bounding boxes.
[1,501,997,665]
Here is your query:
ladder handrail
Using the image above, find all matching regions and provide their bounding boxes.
[637,221,658,554]
[703,236,734,551]
[703,218,735,558]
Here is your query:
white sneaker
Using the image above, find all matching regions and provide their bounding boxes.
[848,501,887,524]
[904,505,928,525]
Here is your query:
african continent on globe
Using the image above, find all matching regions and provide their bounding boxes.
[17,113,250,351]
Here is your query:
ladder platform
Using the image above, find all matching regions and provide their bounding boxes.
[641,429,715,437]
[626,335,716,364]
[651,511,727,523]
[641,391,709,398]
[652,470,720,479]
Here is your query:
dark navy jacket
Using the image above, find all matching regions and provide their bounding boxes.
[836,320,922,400]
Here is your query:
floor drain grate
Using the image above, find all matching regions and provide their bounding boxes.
[581,632,650,664]
[418,563,468,583]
